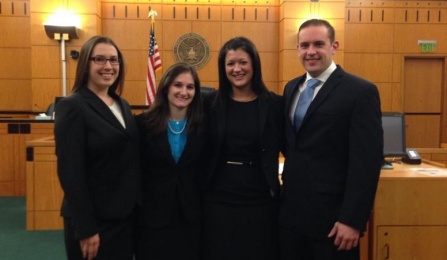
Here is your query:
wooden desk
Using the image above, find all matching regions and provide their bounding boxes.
[26,136,63,230]
[0,120,53,196]
[371,162,447,260]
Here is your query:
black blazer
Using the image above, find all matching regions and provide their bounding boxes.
[135,113,204,228]
[279,66,383,238]
[54,87,141,240]
[202,90,284,199]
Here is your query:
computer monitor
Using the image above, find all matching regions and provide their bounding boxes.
[382,112,407,158]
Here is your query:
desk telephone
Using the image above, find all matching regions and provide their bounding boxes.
[402,148,421,164]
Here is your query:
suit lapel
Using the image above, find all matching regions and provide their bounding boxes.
[155,131,177,165]
[80,88,128,134]
[304,67,344,122]
[258,93,271,139]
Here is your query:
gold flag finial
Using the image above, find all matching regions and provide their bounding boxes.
[148,7,158,21]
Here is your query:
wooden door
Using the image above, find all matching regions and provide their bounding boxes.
[403,57,444,148]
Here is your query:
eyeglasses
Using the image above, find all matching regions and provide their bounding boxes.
[90,56,121,65]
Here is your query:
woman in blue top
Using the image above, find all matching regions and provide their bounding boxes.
[134,62,204,260]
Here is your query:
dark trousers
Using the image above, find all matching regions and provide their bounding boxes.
[63,217,134,260]
[134,221,200,260]
[279,225,360,260]
[202,200,278,260]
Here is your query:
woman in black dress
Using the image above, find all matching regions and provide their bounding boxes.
[202,37,284,260]
[134,62,204,260]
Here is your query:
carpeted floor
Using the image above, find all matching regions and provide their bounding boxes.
[0,197,65,259]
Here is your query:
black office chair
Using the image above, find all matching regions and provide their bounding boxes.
[200,86,215,95]
[46,103,55,116]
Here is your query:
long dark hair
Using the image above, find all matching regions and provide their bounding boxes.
[144,62,203,135]
[217,36,269,104]
[72,36,125,97]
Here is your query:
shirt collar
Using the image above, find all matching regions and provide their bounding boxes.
[305,61,336,83]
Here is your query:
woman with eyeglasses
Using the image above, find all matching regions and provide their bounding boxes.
[54,36,141,260]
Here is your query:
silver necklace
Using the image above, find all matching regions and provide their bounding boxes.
[168,119,186,134]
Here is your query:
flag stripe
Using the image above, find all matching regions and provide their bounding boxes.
[146,22,162,105]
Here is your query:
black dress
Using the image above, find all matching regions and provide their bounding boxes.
[203,98,278,260]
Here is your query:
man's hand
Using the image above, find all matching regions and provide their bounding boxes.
[80,233,100,260]
[327,221,359,250]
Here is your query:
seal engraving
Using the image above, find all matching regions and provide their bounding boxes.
[173,33,210,69]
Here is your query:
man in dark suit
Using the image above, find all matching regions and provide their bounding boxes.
[279,19,383,260]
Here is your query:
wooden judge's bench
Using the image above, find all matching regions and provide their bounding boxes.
[26,137,447,259]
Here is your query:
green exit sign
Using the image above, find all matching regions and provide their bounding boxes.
[421,43,435,52]
[418,40,437,53]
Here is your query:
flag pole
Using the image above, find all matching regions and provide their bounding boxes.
[145,7,161,105]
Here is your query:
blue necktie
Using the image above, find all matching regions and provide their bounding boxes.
[294,78,320,132]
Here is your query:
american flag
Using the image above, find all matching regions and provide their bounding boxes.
[146,22,162,105]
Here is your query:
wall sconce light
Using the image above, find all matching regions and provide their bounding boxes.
[44,25,79,40]
[43,10,81,97]
[43,24,79,96]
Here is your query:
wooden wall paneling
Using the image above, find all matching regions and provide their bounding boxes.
[32,79,61,111]
[102,19,151,50]
[343,53,393,83]
[391,82,403,112]
[441,57,447,144]
[221,6,243,21]
[320,2,346,20]
[330,50,343,70]
[161,20,193,50]
[76,14,104,40]
[391,54,401,83]
[122,81,147,105]
[68,0,101,16]
[375,82,392,112]
[0,80,32,110]
[0,16,30,47]
[405,114,440,148]
[0,0,29,16]
[256,6,279,22]
[121,50,147,81]
[282,2,309,20]
[345,7,361,23]
[394,24,447,53]
[344,24,394,53]
[0,13,31,111]
[31,46,60,79]
[0,48,31,79]
[403,57,443,113]
[194,51,219,85]
[344,5,395,23]
[279,18,299,51]
[221,22,278,51]
[0,126,16,195]
[260,51,279,82]
[192,21,221,51]
[30,13,59,46]
[197,5,222,21]
[281,49,304,80]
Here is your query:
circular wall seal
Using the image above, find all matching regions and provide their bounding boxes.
[173,33,210,70]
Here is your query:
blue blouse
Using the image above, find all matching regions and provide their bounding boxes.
[167,118,187,163]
